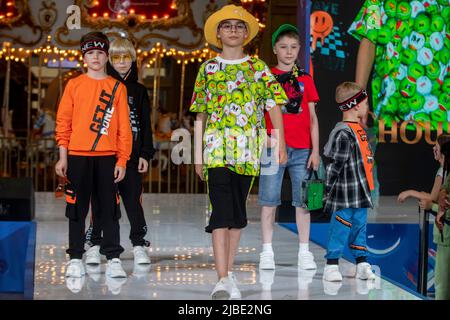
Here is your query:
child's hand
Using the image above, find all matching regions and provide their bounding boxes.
[419,199,432,211]
[114,166,126,183]
[55,158,67,177]
[435,210,445,232]
[138,157,149,173]
[195,164,204,181]
[397,191,410,203]
[438,190,450,210]
[279,148,287,165]
[307,152,321,171]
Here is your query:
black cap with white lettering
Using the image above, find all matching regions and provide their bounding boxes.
[80,32,109,56]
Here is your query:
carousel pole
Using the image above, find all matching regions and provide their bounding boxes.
[2,46,11,177]
[2,52,11,138]
[25,52,32,179]
[154,53,162,193]
[151,53,160,132]
[178,58,186,124]
[37,52,42,112]
[58,51,63,102]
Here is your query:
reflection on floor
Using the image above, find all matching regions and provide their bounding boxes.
[34,193,421,300]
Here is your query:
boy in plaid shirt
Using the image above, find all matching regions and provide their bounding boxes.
[322,82,376,283]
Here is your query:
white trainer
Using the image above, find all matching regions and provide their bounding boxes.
[298,251,317,270]
[65,259,85,278]
[211,277,231,300]
[133,246,151,264]
[259,251,275,270]
[323,264,343,282]
[85,245,101,265]
[106,258,127,278]
[228,272,241,299]
[356,262,376,280]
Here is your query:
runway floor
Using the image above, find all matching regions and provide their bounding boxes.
[33,193,422,300]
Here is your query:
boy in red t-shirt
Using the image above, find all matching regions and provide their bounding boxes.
[258,24,320,274]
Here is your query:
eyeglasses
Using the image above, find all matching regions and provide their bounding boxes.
[111,54,132,64]
[219,22,247,33]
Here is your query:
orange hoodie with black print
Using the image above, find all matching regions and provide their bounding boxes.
[56,73,132,167]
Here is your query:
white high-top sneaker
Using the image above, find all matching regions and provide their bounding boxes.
[106,258,127,278]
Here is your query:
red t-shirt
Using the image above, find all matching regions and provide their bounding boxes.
[265,67,319,149]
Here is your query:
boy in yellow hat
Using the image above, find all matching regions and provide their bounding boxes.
[190,4,288,299]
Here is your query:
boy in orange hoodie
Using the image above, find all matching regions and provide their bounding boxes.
[55,31,132,279]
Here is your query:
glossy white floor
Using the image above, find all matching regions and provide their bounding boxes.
[34,193,421,300]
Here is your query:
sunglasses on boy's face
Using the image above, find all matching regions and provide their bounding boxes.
[111,54,132,64]
[219,22,247,33]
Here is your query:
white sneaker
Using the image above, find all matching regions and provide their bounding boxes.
[65,259,85,278]
[133,246,151,264]
[259,251,275,270]
[66,276,85,293]
[323,265,343,282]
[211,277,231,300]
[85,245,101,265]
[356,262,376,280]
[106,258,127,278]
[228,272,241,299]
[298,251,317,270]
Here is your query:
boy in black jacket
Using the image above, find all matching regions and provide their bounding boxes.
[85,38,155,265]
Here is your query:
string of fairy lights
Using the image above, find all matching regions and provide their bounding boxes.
[0,0,268,68]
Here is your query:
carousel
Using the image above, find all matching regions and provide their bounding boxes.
[0,0,268,192]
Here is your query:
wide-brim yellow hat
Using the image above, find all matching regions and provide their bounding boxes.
[204,4,260,49]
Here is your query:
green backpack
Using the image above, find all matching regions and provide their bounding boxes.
[301,171,324,211]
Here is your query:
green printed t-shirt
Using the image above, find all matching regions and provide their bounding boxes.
[190,55,288,176]
[348,0,450,130]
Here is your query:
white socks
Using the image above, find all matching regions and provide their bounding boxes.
[299,243,309,253]
[262,243,273,252]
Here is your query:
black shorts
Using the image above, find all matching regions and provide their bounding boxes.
[205,167,254,233]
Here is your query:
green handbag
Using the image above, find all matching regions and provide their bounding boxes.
[301,171,324,211]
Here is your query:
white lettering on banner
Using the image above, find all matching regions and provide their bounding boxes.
[171,129,192,165]
[66,5,81,30]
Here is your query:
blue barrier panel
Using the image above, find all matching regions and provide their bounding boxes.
[0,221,36,295]
[280,223,436,295]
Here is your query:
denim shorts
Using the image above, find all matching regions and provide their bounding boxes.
[258,147,310,208]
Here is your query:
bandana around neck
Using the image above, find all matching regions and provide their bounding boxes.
[274,64,305,114]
